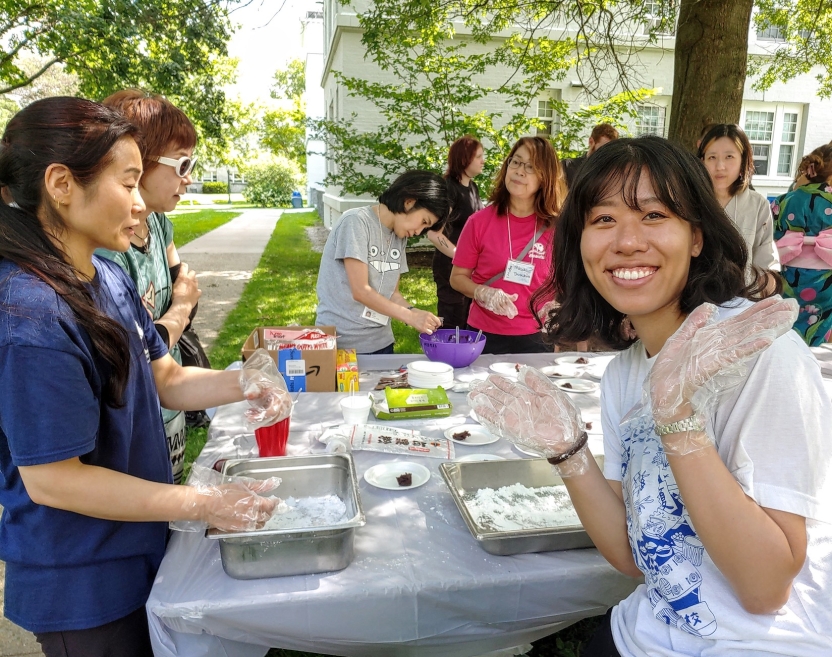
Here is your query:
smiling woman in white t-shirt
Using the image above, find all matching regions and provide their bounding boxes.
[469,136,831,656]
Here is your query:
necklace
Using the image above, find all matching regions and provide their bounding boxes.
[132,222,151,250]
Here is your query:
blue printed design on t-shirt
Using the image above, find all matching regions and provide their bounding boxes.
[620,411,717,637]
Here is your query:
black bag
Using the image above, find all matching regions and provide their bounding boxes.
[178,327,211,369]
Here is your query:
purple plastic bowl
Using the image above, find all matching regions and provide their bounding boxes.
[419,329,486,368]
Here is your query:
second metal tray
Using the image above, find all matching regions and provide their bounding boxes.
[440,458,594,555]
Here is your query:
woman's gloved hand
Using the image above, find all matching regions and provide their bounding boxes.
[467,366,591,476]
[186,475,281,532]
[239,349,293,429]
[474,284,519,318]
[648,296,798,454]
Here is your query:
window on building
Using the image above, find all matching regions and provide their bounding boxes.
[635,104,667,137]
[229,171,245,184]
[200,170,218,183]
[535,91,561,137]
[742,103,803,178]
[641,1,676,36]
[536,100,555,136]
[757,25,785,41]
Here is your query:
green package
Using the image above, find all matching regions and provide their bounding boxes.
[371,387,453,420]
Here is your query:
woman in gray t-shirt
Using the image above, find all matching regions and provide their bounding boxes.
[315,171,450,353]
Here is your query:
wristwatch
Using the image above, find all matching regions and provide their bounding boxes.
[655,416,704,436]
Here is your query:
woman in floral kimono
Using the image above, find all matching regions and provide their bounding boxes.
[772,144,832,345]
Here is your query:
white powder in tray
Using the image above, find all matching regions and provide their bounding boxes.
[262,494,348,531]
[464,483,581,532]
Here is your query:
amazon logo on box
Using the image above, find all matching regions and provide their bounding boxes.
[242,325,337,392]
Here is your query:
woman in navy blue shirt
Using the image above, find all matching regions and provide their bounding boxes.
[0,98,288,656]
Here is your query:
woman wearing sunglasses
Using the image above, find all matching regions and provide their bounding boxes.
[450,136,566,353]
[97,90,201,484]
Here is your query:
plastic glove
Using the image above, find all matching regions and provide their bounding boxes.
[648,296,798,454]
[190,476,281,532]
[468,366,591,476]
[240,348,293,429]
[171,464,282,533]
[474,285,519,318]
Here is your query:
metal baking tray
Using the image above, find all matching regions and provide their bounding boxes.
[206,453,365,579]
[439,458,594,555]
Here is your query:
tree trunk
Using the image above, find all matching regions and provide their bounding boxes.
[667,0,754,150]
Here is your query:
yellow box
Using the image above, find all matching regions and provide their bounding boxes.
[336,349,359,392]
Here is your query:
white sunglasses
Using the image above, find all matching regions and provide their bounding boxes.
[154,155,198,178]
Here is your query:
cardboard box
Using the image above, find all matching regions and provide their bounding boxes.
[242,326,337,392]
[336,349,359,393]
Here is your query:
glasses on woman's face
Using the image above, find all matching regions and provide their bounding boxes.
[154,155,198,178]
[507,156,535,175]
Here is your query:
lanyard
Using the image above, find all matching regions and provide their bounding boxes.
[375,206,396,295]
[507,214,538,261]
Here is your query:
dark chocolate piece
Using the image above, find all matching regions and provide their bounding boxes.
[562,382,573,389]
[576,357,589,364]
[585,421,593,429]
[452,430,471,441]
[396,472,412,486]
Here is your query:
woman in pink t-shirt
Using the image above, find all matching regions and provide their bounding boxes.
[450,136,565,353]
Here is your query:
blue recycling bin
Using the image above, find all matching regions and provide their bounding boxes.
[291,191,303,208]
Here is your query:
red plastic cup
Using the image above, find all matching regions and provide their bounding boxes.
[254,417,290,457]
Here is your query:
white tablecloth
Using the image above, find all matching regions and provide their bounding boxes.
[147,353,640,657]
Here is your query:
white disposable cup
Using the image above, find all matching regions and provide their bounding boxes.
[340,396,372,425]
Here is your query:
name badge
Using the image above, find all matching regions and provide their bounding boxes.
[362,306,390,326]
[504,259,535,286]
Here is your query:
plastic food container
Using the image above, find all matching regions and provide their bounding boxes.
[439,458,594,555]
[419,329,486,368]
[206,454,365,579]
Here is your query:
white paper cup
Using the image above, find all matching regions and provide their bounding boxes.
[340,396,372,425]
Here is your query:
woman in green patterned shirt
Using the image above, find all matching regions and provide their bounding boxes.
[97,90,201,484]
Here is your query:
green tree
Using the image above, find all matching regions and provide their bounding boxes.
[0,0,238,153]
[312,1,658,197]
[321,0,832,159]
[261,59,307,169]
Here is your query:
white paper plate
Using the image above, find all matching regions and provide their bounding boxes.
[444,424,499,445]
[540,364,584,378]
[582,414,603,435]
[456,371,489,383]
[364,462,430,490]
[455,453,505,462]
[407,377,455,389]
[513,443,546,458]
[489,362,522,377]
[583,355,616,379]
[554,356,593,366]
[554,378,599,394]
[408,361,454,375]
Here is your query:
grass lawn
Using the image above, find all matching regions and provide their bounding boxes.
[184,210,602,657]
[168,209,241,246]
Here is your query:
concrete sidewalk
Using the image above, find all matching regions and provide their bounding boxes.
[178,207,289,350]
[0,207,297,656]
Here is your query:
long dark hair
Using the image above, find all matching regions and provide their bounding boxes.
[532,136,769,350]
[445,135,482,182]
[488,136,565,229]
[0,97,139,407]
[697,124,755,196]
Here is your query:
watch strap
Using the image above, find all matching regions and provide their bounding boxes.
[655,416,704,436]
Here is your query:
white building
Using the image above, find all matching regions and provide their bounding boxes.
[319,1,832,226]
